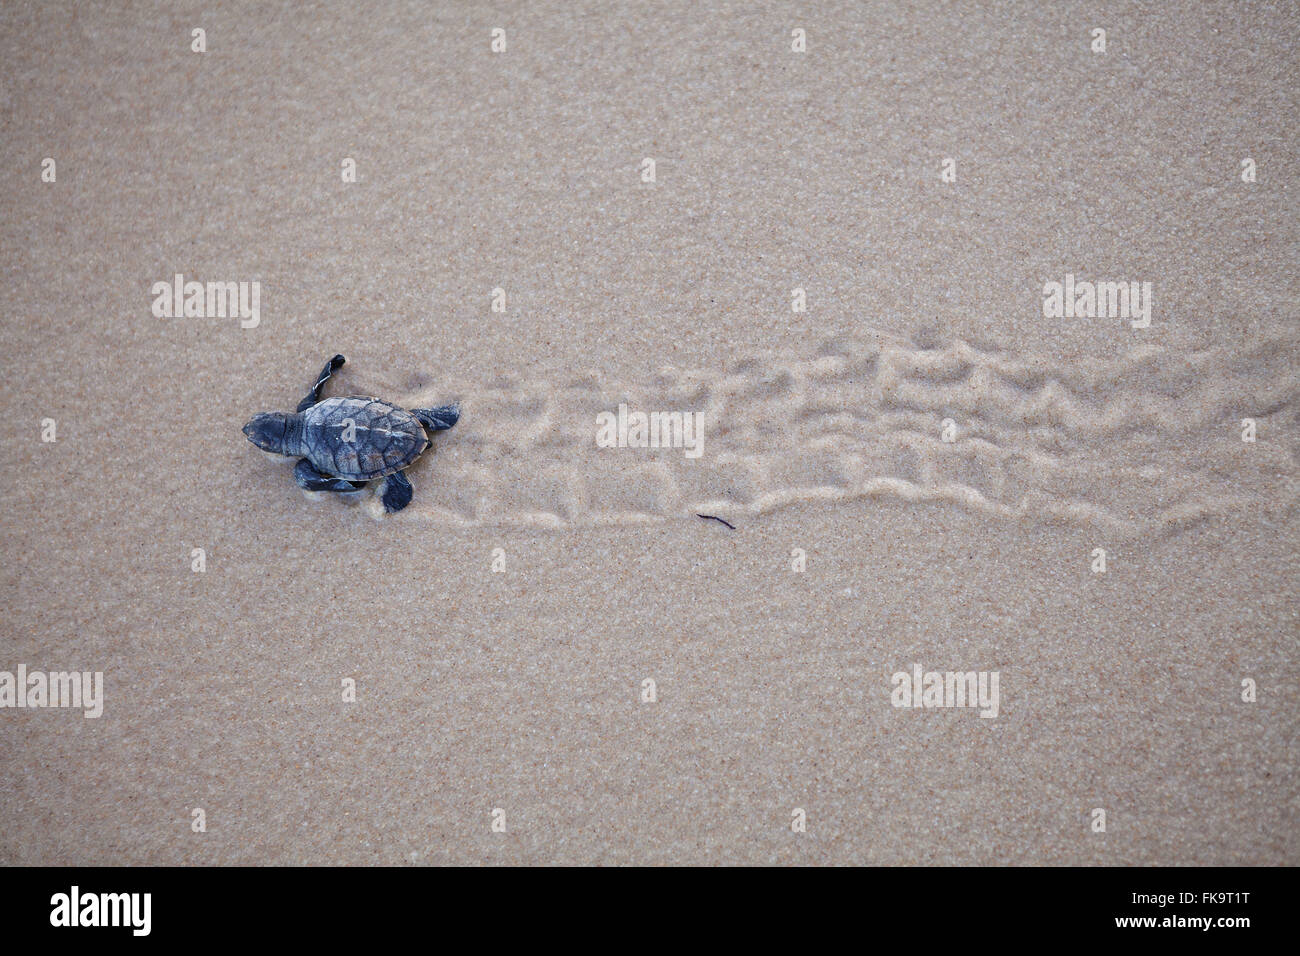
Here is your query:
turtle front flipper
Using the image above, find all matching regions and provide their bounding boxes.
[293,458,366,493]
[296,354,346,412]
[379,470,414,513]
[411,403,460,432]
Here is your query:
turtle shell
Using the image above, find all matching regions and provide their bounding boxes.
[301,396,429,480]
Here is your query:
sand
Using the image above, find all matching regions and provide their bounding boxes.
[0,0,1296,864]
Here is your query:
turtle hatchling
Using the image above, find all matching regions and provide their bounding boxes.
[242,354,460,514]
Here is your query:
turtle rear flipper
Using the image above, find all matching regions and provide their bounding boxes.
[412,403,460,432]
[380,470,414,513]
[296,354,346,412]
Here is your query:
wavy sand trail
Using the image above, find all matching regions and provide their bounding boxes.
[368,331,1300,536]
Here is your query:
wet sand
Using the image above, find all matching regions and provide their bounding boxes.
[0,1,1296,864]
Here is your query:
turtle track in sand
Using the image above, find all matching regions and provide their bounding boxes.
[391,329,1298,537]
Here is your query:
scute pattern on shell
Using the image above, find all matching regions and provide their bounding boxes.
[302,396,429,480]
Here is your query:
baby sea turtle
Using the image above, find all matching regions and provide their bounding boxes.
[242,354,459,514]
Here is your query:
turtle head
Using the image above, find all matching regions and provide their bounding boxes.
[242,411,303,457]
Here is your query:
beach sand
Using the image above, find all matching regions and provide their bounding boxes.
[0,1,1296,864]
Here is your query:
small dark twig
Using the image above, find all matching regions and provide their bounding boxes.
[696,513,736,530]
